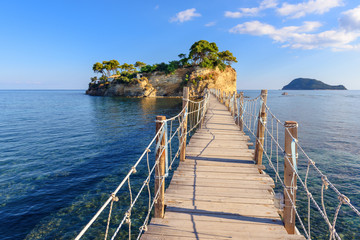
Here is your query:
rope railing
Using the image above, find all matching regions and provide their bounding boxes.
[210,88,360,240]
[75,88,210,240]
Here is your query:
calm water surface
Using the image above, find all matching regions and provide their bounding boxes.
[245,90,360,239]
[0,90,359,239]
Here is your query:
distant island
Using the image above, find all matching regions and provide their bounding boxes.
[282,78,347,90]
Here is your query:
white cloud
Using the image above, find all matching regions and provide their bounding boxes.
[225,0,278,18]
[225,11,244,18]
[205,21,216,27]
[230,20,360,50]
[340,5,360,31]
[170,8,201,23]
[260,0,278,9]
[277,0,343,19]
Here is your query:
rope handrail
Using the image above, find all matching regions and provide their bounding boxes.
[75,90,210,240]
[210,88,360,240]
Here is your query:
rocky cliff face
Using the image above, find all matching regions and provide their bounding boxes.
[86,66,236,97]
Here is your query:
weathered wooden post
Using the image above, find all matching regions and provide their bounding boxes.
[180,87,189,162]
[232,91,237,117]
[284,121,298,234]
[239,92,244,130]
[220,90,223,103]
[254,90,268,165]
[155,115,166,218]
[228,92,231,110]
[228,92,232,111]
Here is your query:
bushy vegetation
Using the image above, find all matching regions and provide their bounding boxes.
[189,40,237,70]
[89,40,237,87]
[89,60,146,88]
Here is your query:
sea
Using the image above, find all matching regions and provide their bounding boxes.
[0,90,359,239]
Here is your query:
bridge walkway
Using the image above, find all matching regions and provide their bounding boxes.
[141,94,305,240]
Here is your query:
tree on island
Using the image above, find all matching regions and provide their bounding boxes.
[189,40,237,70]
[135,61,146,71]
[189,40,219,65]
[178,53,190,67]
[120,63,136,73]
[89,40,238,86]
[103,60,120,76]
[93,60,120,77]
[92,62,104,75]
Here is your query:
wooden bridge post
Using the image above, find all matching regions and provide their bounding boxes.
[232,91,237,117]
[239,92,244,131]
[284,121,298,234]
[155,115,166,218]
[228,92,231,110]
[254,90,268,165]
[180,87,189,162]
[229,92,233,112]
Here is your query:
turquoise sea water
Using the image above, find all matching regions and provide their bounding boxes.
[0,90,359,239]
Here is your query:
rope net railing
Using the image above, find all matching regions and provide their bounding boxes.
[210,88,360,240]
[75,90,210,240]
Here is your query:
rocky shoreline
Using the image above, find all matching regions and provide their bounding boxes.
[86,66,237,97]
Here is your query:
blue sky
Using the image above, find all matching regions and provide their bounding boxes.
[1,0,360,90]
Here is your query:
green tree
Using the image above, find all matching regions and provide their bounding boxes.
[189,40,219,65]
[178,53,190,67]
[102,61,112,76]
[109,60,120,75]
[135,61,146,71]
[102,60,120,76]
[121,63,136,73]
[218,50,238,66]
[178,53,186,59]
[92,62,104,75]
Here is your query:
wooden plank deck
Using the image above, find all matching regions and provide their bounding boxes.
[141,95,305,240]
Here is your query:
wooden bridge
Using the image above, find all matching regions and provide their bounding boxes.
[76,87,360,240]
[141,93,305,239]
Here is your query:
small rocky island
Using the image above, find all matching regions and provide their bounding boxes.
[282,78,347,90]
[86,40,238,97]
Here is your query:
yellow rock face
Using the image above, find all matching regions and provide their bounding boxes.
[87,66,236,97]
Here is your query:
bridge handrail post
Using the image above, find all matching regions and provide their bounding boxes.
[228,92,231,110]
[239,92,244,131]
[155,115,166,218]
[229,92,232,113]
[254,90,268,165]
[180,87,189,162]
[232,91,237,117]
[284,121,298,234]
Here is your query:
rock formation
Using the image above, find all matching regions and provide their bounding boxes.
[86,66,236,97]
